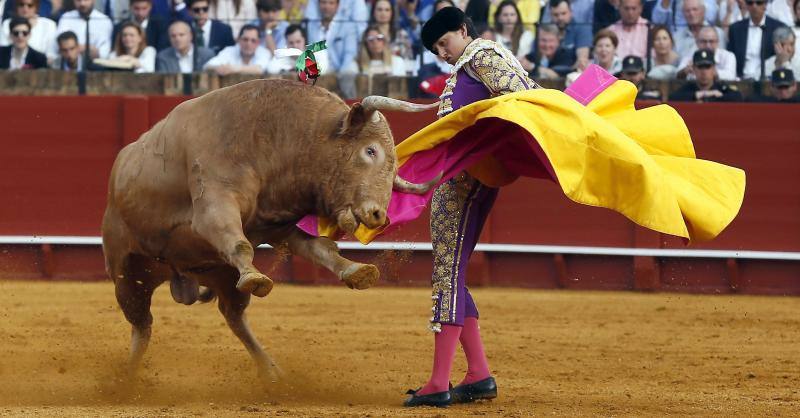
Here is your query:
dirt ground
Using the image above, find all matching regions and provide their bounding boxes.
[0,281,799,417]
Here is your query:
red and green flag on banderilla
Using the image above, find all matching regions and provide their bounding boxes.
[296,40,327,83]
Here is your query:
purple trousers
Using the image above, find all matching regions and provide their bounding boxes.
[428,172,498,331]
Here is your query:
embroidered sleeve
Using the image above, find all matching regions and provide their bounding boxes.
[468,49,541,96]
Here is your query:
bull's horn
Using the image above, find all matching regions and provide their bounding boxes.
[393,172,443,194]
[361,96,440,113]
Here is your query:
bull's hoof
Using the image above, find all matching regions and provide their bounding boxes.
[340,263,379,290]
[236,271,274,297]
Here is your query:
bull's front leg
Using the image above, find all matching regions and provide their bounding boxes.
[190,186,273,298]
[275,226,379,290]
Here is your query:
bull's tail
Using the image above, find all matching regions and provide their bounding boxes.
[198,287,217,303]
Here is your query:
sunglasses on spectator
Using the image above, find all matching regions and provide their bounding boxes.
[745,1,765,5]
[776,85,792,89]
[191,6,209,12]
[366,34,386,42]
[695,64,713,69]
[17,2,35,8]
[11,29,30,37]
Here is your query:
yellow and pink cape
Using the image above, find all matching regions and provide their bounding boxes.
[300,65,746,244]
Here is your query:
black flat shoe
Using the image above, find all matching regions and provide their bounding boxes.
[403,388,452,407]
[451,376,497,403]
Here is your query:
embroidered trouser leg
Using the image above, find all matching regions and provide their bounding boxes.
[429,172,498,332]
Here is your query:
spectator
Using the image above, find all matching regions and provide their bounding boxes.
[304,0,368,42]
[56,0,114,59]
[0,0,57,61]
[765,26,800,75]
[669,48,743,100]
[648,24,680,78]
[204,23,276,74]
[357,25,406,75]
[521,23,575,78]
[493,0,534,59]
[370,0,414,63]
[591,28,622,73]
[96,0,131,22]
[765,68,799,101]
[593,0,621,33]
[651,0,718,31]
[252,0,288,53]
[112,0,170,52]
[727,0,787,79]
[146,0,193,22]
[619,55,662,98]
[279,0,307,22]
[487,0,540,31]
[107,21,156,72]
[188,0,235,55]
[550,0,591,69]
[52,31,84,70]
[717,0,746,35]
[305,0,359,74]
[672,0,726,61]
[607,0,650,59]
[273,23,333,72]
[675,25,737,79]
[208,0,256,36]
[156,20,215,72]
[540,0,594,32]
[0,16,47,69]
[767,0,794,27]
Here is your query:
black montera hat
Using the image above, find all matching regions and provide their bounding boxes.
[422,7,467,54]
[622,55,644,73]
[692,48,715,66]
[771,68,795,86]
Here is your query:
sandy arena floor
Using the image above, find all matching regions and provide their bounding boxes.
[0,280,799,417]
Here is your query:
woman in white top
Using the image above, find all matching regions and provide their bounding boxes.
[357,25,406,76]
[108,22,156,73]
[591,29,622,74]
[493,0,534,59]
[648,24,680,79]
[0,0,57,61]
[210,0,258,36]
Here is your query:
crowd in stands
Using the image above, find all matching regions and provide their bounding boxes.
[0,0,797,101]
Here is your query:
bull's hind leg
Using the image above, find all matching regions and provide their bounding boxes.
[280,226,379,290]
[112,254,165,374]
[206,266,282,383]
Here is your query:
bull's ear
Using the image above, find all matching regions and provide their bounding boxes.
[337,103,375,137]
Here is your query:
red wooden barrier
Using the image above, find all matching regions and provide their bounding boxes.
[0,96,798,294]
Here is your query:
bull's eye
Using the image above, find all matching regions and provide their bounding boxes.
[366,147,377,158]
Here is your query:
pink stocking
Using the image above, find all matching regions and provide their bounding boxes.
[416,324,462,395]
[459,317,491,385]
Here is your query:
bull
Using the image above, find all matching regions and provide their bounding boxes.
[101,79,438,380]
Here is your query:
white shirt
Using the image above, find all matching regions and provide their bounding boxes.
[0,17,58,60]
[210,0,256,37]
[56,9,114,59]
[109,46,157,73]
[764,53,800,76]
[204,44,276,73]
[678,48,739,80]
[674,26,727,63]
[177,46,194,73]
[9,47,28,70]
[743,16,766,79]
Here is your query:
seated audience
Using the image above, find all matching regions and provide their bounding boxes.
[51,31,84,71]
[358,25,406,76]
[764,26,800,76]
[648,24,680,79]
[106,21,157,73]
[521,23,576,79]
[0,0,57,60]
[669,48,743,101]
[493,0,534,59]
[607,0,650,59]
[112,0,170,52]
[204,23,277,74]
[252,0,288,53]
[619,55,662,99]
[0,16,47,69]
[56,0,114,59]
[188,0,235,55]
[156,20,215,73]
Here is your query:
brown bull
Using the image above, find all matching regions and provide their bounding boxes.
[102,79,438,380]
